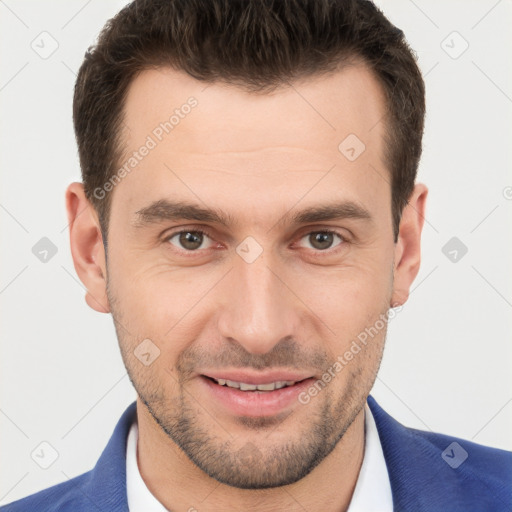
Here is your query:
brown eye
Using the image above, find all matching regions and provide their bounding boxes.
[300,231,344,251]
[167,230,213,251]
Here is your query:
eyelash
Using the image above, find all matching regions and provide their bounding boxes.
[163,227,348,256]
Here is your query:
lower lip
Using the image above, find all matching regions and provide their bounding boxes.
[199,376,315,417]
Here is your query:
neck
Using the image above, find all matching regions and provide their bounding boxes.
[135,398,365,512]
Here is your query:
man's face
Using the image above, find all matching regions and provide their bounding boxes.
[104,65,397,488]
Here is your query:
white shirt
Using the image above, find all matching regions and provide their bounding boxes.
[126,404,393,511]
[346,404,394,511]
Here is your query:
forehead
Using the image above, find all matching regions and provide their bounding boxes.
[111,65,389,226]
[122,64,387,152]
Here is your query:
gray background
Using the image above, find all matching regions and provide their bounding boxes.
[1,0,511,504]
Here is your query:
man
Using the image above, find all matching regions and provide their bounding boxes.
[2,0,510,510]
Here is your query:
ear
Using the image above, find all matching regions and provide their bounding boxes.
[391,183,428,307]
[65,182,110,313]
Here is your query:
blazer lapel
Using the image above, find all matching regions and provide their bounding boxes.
[84,401,136,512]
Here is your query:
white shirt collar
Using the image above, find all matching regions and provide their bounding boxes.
[126,403,393,512]
[126,420,168,512]
[346,403,394,511]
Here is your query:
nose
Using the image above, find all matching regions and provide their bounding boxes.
[217,248,301,355]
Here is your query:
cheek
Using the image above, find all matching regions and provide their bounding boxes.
[296,253,393,309]
[291,255,393,349]
[108,264,213,362]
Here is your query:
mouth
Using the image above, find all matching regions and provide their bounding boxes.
[199,372,315,417]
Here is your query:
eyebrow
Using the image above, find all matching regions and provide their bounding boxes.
[132,199,372,229]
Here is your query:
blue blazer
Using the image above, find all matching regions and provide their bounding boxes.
[2,396,511,511]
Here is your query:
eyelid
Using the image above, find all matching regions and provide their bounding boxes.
[297,226,348,238]
[162,225,215,240]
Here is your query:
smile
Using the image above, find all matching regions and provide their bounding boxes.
[199,373,315,417]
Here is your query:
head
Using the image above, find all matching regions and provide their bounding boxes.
[67,0,427,489]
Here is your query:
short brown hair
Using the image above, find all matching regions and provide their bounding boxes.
[73,0,425,245]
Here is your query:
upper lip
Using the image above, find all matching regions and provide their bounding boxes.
[201,370,314,385]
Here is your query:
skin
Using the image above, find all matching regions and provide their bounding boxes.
[66,63,427,511]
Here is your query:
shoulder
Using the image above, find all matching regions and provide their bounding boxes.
[367,395,512,511]
[0,471,93,512]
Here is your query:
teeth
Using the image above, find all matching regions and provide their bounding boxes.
[239,382,258,391]
[256,382,276,391]
[212,378,296,391]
